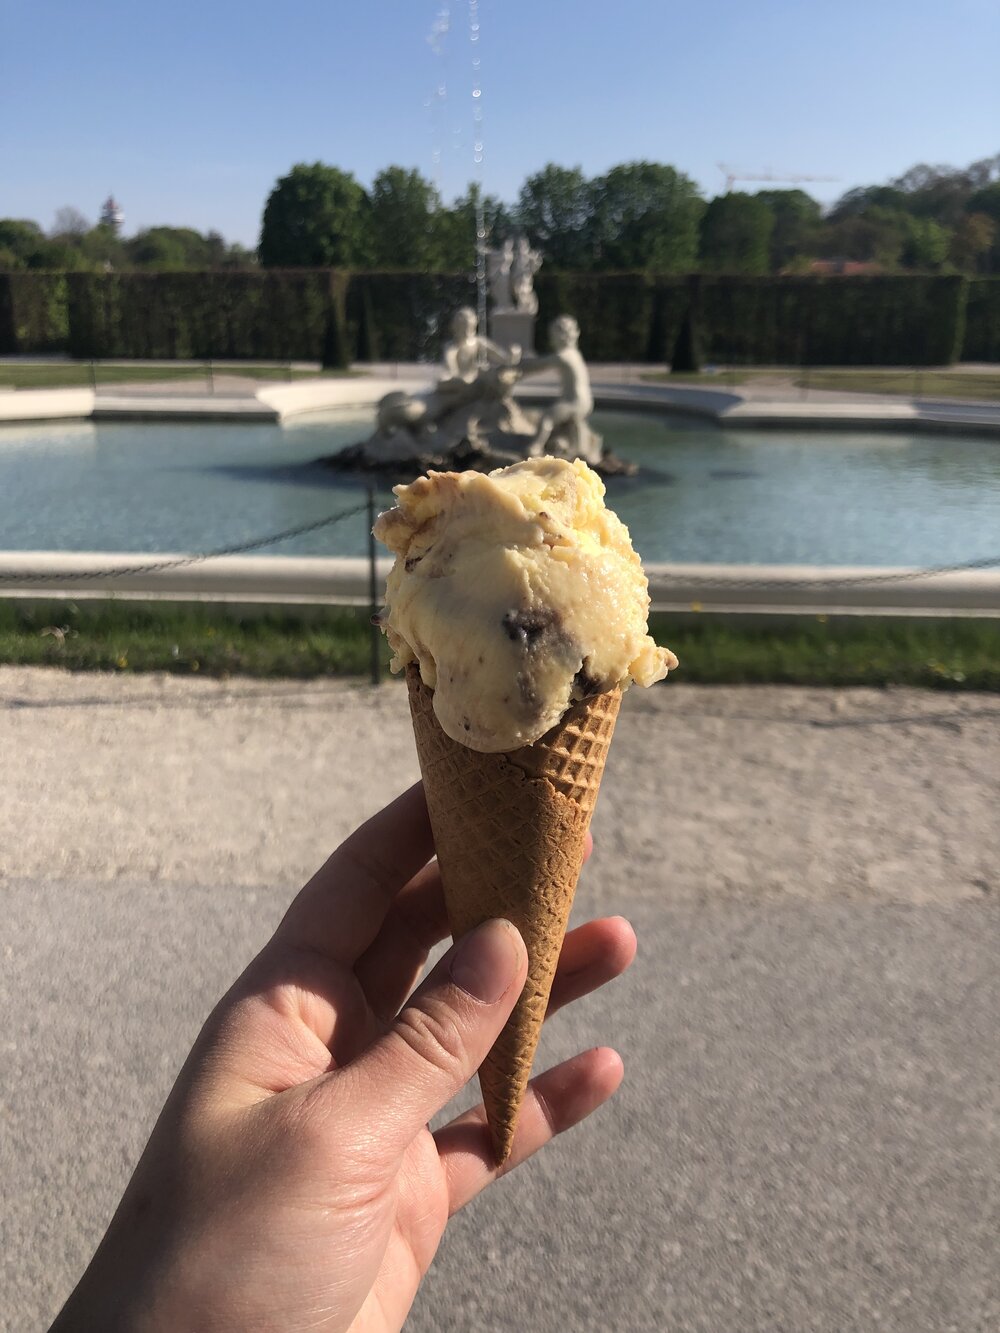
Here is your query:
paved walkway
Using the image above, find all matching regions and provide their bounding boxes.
[2,361,1000,434]
[2,671,998,1330]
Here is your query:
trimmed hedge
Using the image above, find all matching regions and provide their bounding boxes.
[0,272,69,353]
[65,271,349,362]
[346,272,474,361]
[963,280,1000,362]
[698,276,968,367]
[0,269,987,365]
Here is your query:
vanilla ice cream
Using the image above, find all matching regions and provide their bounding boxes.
[374,457,677,752]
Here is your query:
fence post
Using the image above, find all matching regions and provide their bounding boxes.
[90,360,98,391]
[367,484,381,686]
[206,360,214,394]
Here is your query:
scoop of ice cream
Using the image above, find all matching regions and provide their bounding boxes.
[374,457,677,752]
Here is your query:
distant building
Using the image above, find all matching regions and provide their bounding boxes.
[99,195,124,234]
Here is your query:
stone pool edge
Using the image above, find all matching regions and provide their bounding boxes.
[2,376,999,438]
[1,553,997,618]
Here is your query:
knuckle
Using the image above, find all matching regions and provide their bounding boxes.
[393,999,469,1083]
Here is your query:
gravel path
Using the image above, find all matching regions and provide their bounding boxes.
[2,669,998,1331]
[2,668,997,904]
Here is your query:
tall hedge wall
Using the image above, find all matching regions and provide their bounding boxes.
[65,271,349,362]
[698,276,968,367]
[963,280,1000,362]
[0,272,69,353]
[531,273,692,363]
[0,269,988,365]
[346,272,474,361]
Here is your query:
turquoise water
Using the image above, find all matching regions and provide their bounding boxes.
[1,408,999,567]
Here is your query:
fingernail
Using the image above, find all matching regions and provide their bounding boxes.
[450,919,522,1003]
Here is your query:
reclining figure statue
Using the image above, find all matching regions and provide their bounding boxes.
[347,308,605,472]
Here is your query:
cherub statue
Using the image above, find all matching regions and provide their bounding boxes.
[486,239,515,310]
[518,315,599,463]
[439,305,517,385]
[511,236,542,315]
[374,307,519,444]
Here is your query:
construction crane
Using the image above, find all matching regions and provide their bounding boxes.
[717,164,840,194]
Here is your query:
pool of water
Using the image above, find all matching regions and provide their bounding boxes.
[1,409,998,566]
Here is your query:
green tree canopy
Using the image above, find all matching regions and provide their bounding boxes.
[432,183,513,270]
[900,216,950,270]
[964,182,1000,272]
[516,164,593,269]
[125,227,212,269]
[814,207,908,268]
[588,162,703,271]
[0,219,45,268]
[368,166,440,269]
[259,163,369,267]
[966,181,1000,226]
[754,189,821,271]
[25,240,93,270]
[829,184,909,221]
[699,193,774,274]
[949,213,997,272]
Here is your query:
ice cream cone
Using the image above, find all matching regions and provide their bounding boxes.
[406,663,621,1164]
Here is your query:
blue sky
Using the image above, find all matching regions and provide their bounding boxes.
[2,0,998,245]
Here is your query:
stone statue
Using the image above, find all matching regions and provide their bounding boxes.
[440,305,516,383]
[490,235,541,354]
[486,238,514,310]
[518,316,600,465]
[511,236,542,315]
[330,309,622,476]
[371,308,525,462]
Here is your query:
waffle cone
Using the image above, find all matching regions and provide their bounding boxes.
[406,664,621,1164]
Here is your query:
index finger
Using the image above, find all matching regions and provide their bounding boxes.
[275,783,435,964]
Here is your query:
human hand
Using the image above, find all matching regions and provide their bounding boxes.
[52,784,635,1333]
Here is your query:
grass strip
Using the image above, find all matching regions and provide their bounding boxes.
[0,601,996,690]
[0,364,341,390]
[649,614,998,689]
[640,367,1000,400]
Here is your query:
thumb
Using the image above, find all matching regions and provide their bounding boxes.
[348,919,528,1149]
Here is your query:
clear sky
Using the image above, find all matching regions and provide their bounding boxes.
[2,0,998,246]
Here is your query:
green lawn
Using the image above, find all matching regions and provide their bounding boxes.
[640,367,1000,400]
[1,600,996,690]
[791,369,1000,400]
[0,363,341,390]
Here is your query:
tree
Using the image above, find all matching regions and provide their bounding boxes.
[964,182,1000,273]
[367,166,440,268]
[827,184,908,221]
[125,226,208,269]
[813,207,907,268]
[588,162,703,271]
[966,181,1000,227]
[25,240,93,270]
[0,219,45,267]
[51,206,90,237]
[259,163,369,267]
[432,183,513,270]
[949,213,997,272]
[699,193,774,274]
[754,189,821,271]
[80,224,126,270]
[516,164,593,269]
[900,216,950,270]
[890,163,977,225]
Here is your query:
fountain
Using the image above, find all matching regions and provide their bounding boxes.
[322,9,631,479]
[325,248,632,477]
